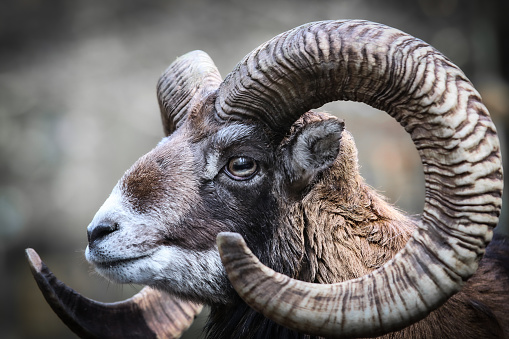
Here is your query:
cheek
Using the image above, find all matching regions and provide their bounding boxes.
[158,202,231,252]
[203,179,280,256]
[119,165,205,248]
[213,176,277,224]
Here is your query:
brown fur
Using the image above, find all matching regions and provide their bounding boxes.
[271,112,508,338]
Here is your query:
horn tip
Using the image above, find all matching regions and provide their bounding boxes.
[217,231,243,242]
[217,232,258,269]
[217,232,246,251]
[25,248,43,273]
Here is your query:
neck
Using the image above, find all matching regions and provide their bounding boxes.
[204,185,414,339]
[205,300,320,339]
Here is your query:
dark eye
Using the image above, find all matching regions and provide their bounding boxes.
[225,156,258,180]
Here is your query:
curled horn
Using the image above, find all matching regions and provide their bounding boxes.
[215,20,503,337]
[26,248,202,339]
[158,50,222,135]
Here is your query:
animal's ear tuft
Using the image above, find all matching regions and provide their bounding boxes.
[281,115,344,195]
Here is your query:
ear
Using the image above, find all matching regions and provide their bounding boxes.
[281,116,344,195]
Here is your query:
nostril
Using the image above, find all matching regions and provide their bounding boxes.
[87,222,119,246]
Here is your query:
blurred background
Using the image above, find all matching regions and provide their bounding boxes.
[1,0,508,338]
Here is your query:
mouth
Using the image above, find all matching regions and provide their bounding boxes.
[85,245,153,270]
[85,244,165,285]
[92,255,150,270]
[89,254,156,285]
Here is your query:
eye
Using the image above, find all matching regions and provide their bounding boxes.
[225,156,259,180]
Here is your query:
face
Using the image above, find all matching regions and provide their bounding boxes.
[85,118,279,305]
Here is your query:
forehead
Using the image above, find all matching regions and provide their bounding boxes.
[213,124,261,146]
[183,95,274,147]
[182,107,273,148]
[207,124,279,164]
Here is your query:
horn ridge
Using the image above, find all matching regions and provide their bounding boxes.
[158,50,222,135]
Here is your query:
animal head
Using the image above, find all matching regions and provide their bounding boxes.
[27,20,503,338]
[85,53,347,304]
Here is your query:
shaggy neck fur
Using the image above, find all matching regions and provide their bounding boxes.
[205,129,415,339]
[204,126,509,339]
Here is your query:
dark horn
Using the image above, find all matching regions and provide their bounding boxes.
[26,248,202,339]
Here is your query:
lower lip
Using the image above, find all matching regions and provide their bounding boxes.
[93,255,149,269]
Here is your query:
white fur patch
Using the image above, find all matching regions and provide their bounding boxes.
[85,151,228,303]
[91,244,228,304]
[204,150,220,180]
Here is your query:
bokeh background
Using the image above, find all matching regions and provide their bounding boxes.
[1,0,508,338]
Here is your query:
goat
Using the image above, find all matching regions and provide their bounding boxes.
[26,20,507,338]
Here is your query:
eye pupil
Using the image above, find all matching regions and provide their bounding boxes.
[227,157,258,179]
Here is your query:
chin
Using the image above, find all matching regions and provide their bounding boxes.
[87,244,231,304]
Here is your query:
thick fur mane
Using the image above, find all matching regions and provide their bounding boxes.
[205,121,416,338]
[204,116,509,338]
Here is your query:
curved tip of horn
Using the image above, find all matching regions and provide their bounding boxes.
[26,248,43,273]
[216,232,245,253]
[25,248,202,339]
[25,247,99,338]
[217,232,290,297]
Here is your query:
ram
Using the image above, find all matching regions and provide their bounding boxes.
[27,20,508,338]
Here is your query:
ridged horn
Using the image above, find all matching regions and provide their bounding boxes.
[215,20,503,337]
[158,50,222,135]
[26,248,202,339]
